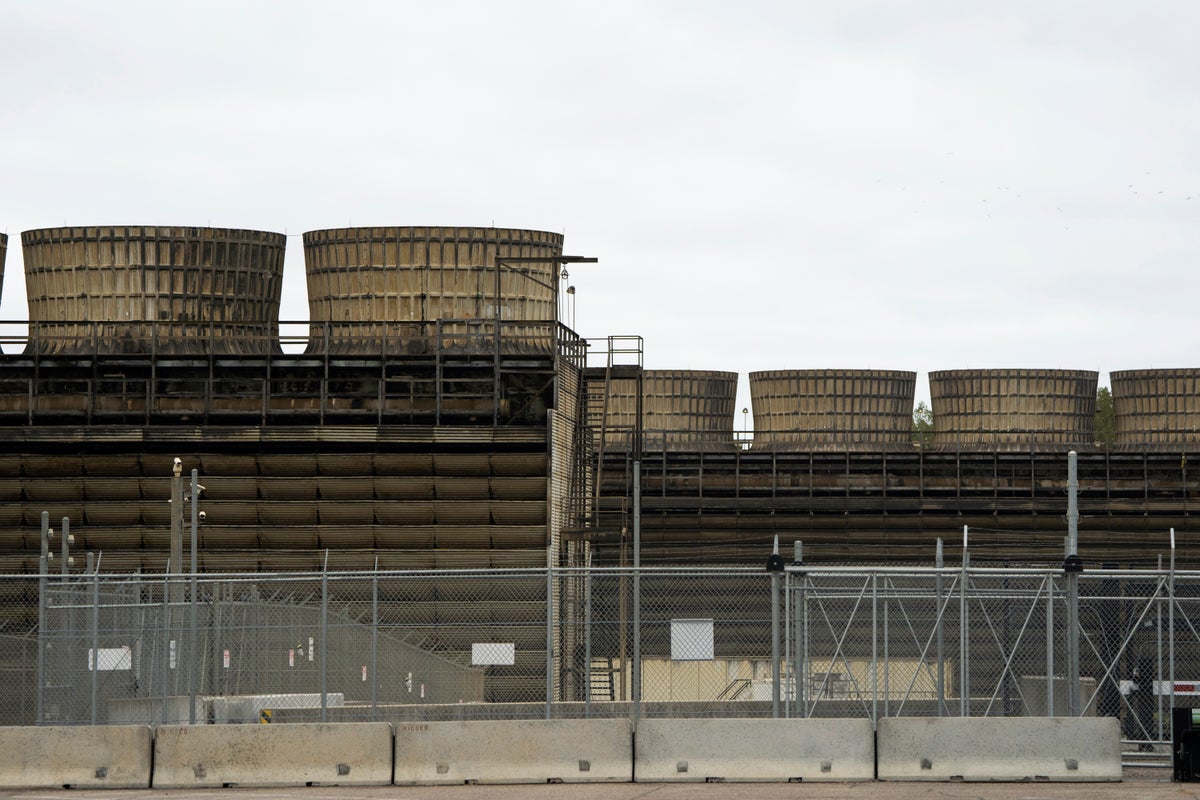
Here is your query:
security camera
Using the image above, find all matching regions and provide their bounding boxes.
[173,458,182,466]
[197,510,206,523]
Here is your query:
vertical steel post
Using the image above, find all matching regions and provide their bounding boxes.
[36,511,48,724]
[632,461,641,721]
[960,526,969,717]
[61,516,70,577]
[771,568,781,718]
[935,538,945,717]
[1169,528,1176,717]
[1046,575,1055,715]
[793,541,805,718]
[783,572,790,718]
[584,552,593,718]
[1065,451,1081,717]
[1156,553,1163,742]
[170,459,182,602]
[90,567,99,725]
[883,580,890,718]
[60,516,72,712]
[545,552,554,720]
[189,470,199,725]
[320,552,329,723]
[871,572,878,723]
[211,583,221,700]
[161,568,171,724]
[371,561,379,719]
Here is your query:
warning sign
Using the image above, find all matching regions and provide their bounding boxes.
[1153,681,1200,696]
[259,709,272,724]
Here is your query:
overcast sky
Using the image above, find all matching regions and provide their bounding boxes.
[2,1,1198,412]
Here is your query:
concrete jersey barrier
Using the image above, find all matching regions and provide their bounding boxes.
[152,722,393,788]
[635,718,875,782]
[0,725,152,789]
[876,717,1122,782]
[394,718,633,784]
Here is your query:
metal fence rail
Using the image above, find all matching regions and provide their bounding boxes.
[3,560,1198,749]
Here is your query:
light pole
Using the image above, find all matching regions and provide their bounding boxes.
[170,458,183,601]
[186,467,204,724]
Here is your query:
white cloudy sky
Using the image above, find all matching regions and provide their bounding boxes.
[2,1,1198,411]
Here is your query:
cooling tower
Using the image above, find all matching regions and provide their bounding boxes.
[928,369,1097,451]
[1110,369,1200,450]
[749,370,917,451]
[303,227,564,354]
[602,370,739,451]
[21,226,285,355]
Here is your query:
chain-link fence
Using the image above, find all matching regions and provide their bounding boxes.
[3,561,1199,751]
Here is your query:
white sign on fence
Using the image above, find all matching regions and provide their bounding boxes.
[472,642,516,665]
[671,618,714,661]
[88,646,132,671]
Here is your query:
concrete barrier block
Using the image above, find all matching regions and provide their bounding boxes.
[634,718,875,782]
[876,717,1122,782]
[0,725,151,789]
[152,722,392,788]
[394,719,633,784]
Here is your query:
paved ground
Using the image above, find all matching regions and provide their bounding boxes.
[0,777,1196,800]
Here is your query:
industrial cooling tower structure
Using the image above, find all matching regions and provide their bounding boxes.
[927,369,1097,451]
[303,227,564,354]
[602,369,739,451]
[21,226,286,355]
[748,370,917,451]
[1110,369,1200,450]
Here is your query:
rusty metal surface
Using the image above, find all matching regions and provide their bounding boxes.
[928,368,1098,451]
[21,226,286,355]
[1111,368,1200,450]
[749,369,916,452]
[599,369,739,452]
[303,226,563,355]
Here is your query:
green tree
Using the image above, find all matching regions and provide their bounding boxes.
[912,401,933,444]
[1095,386,1115,449]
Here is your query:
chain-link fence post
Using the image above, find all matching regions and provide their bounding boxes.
[1169,528,1176,716]
[189,470,200,725]
[161,568,171,724]
[632,461,641,722]
[371,562,379,720]
[90,565,99,725]
[1156,553,1164,741]
[36,511,48,725]
[1046,574,1055,714]
[935,538,946,717]
[770,562,781,718]
[320,555,329,723]
[584,553,593,719]
[1065,450,1082,717]
[545,558,554,720]
[792,541,806,719]
[871,571,878,723]
[960,528,969,717]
